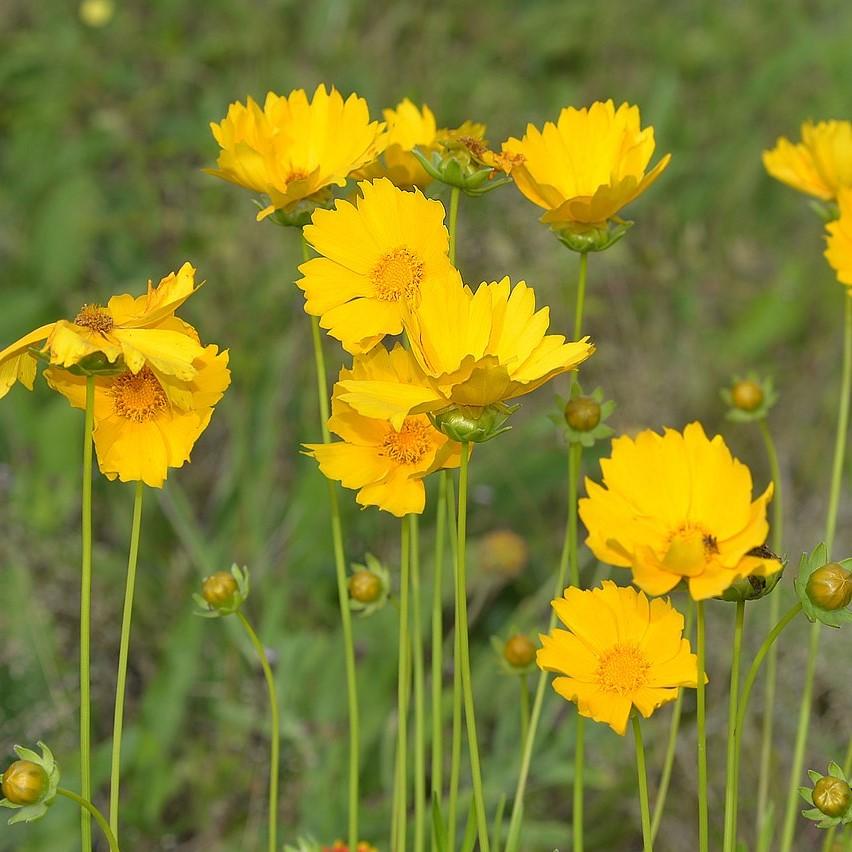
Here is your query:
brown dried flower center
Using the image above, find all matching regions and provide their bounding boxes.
[74,304,114,334]
[596,644,650,695]
[111,367,167,422]
[371,247,424,303]
[382,418,431,465]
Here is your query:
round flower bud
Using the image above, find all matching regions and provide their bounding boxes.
[813,775,852,818]
[806,562,852,611]
[731,379,764,412]
[201,571,239,608]
[348,570,383,605]
[1,760,49,806]
[503,634,536,669]
[564,397,601,432]
[480,529,528,579]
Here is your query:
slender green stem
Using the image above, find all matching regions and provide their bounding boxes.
[781,292,852,852]
[456,445,490,851]
[80,375,95,852]
[448,187,461,266]
[411,515,426,852]
[633,716,654,852]
[651,601,694,842]
[568,439,584,852]
[447,475,462,847]
[519,675,531,752]
[395,518,411,851]
[302,233,359,849]
[236,611,280,852]
[822,737,852,851]
[723,600,746,852]
[756,418,783,839]
[58,788,120,852]
[696,601,708,852]
[431,471,448,802]
[574,252,588,340]
[108,481,145,839]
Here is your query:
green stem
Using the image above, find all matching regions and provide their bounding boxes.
[395,518,411,851]
[411,515,426,852]
[58,788,120,852]
[108,481,145,839]
[236,611,280,852]
[431,471,448,803]
[781,291,852,852]
[456,445,490,851]
[519,675,530,751]
[302,233,359,849]
[651,602,694,842]
[755,418,783,839]
[722,600,746,852]
[633,716,654,852]
[80,375,95,852]
[574,252,588,340]
[448,187,461,266]
[822,737,852,851]
[696,601,708,852]
[447,475,462,847]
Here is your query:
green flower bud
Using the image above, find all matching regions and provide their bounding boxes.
[564,397,601,432]
[813,776,852,818]
[503,634,536,669]
[348,570,383,605]
[552,219,633,253]
[806,563,852,611]
[202,571,239,608]
[432,404,516,444]
[194,565,250,618]
[731,379,764,412]
[1,761,48,806]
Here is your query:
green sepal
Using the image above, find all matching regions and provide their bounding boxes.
[490,629,538,676]
[809,199,839,223]
[552,382,616,448]
[794,543,852,627]
[431,403,519,444]
[551,218,633,254]
[799,785,815,804]
[261,188,335,228]
[410,148,511,196]
[1,741,60,825]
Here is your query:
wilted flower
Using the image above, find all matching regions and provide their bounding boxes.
[579,422,779,599]
[503,100,670,238]
[207,85,386,222]
[538,581,700,735]
[297,178,453,354]
[0,742,59,825]
[764,120,852,201]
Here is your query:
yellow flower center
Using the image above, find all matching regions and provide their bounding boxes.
[111,367,168,422]
[74,304,114,334]
[286,168,310,183]
[662,527,718,576]
[371,247,424,303]
[381,418,432,465]
[596,644,651,695]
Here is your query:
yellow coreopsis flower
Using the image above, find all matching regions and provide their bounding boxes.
[579,422,779,600]
[0,263,205,400]
[337,271,594,434]
[503,100,671,228]
[763,120,852,200]
[538,581,701,735]
[297,178,453,354]
[825,188,852,285]
[44,336,230,488]
[207,85,387,221]
[357,98,438,189]
[304,345,461,516]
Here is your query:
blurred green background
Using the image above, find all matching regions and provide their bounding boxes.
[2,0,852,849]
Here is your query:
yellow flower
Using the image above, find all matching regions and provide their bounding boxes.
[826,188,852,285]
[538,580,701,735]
[297,178,453,354]
[358,99,438,189]
[304,345,460,516]
[763,120,852,200]
[337,272,594,427]
[0,263,205,400]
[503,100,671,227]
[579,422,778,600]
[207,85,387,221]
[44,335,230,488]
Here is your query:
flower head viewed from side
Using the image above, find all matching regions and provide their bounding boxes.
[0,263,204,400]
[337,272,594,435]
[579,422,778,600]
[44,335,230,488]
[207,85,387,221]
[538,581,701,734]
[503,100,670,230]
[297,178,453,354]
[305,345,461,516]
[763,119,852,201]
[825,188,852,286]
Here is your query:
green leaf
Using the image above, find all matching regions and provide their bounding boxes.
[431,794,448,852]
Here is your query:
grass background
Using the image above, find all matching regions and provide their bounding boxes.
[2,0,852,849]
